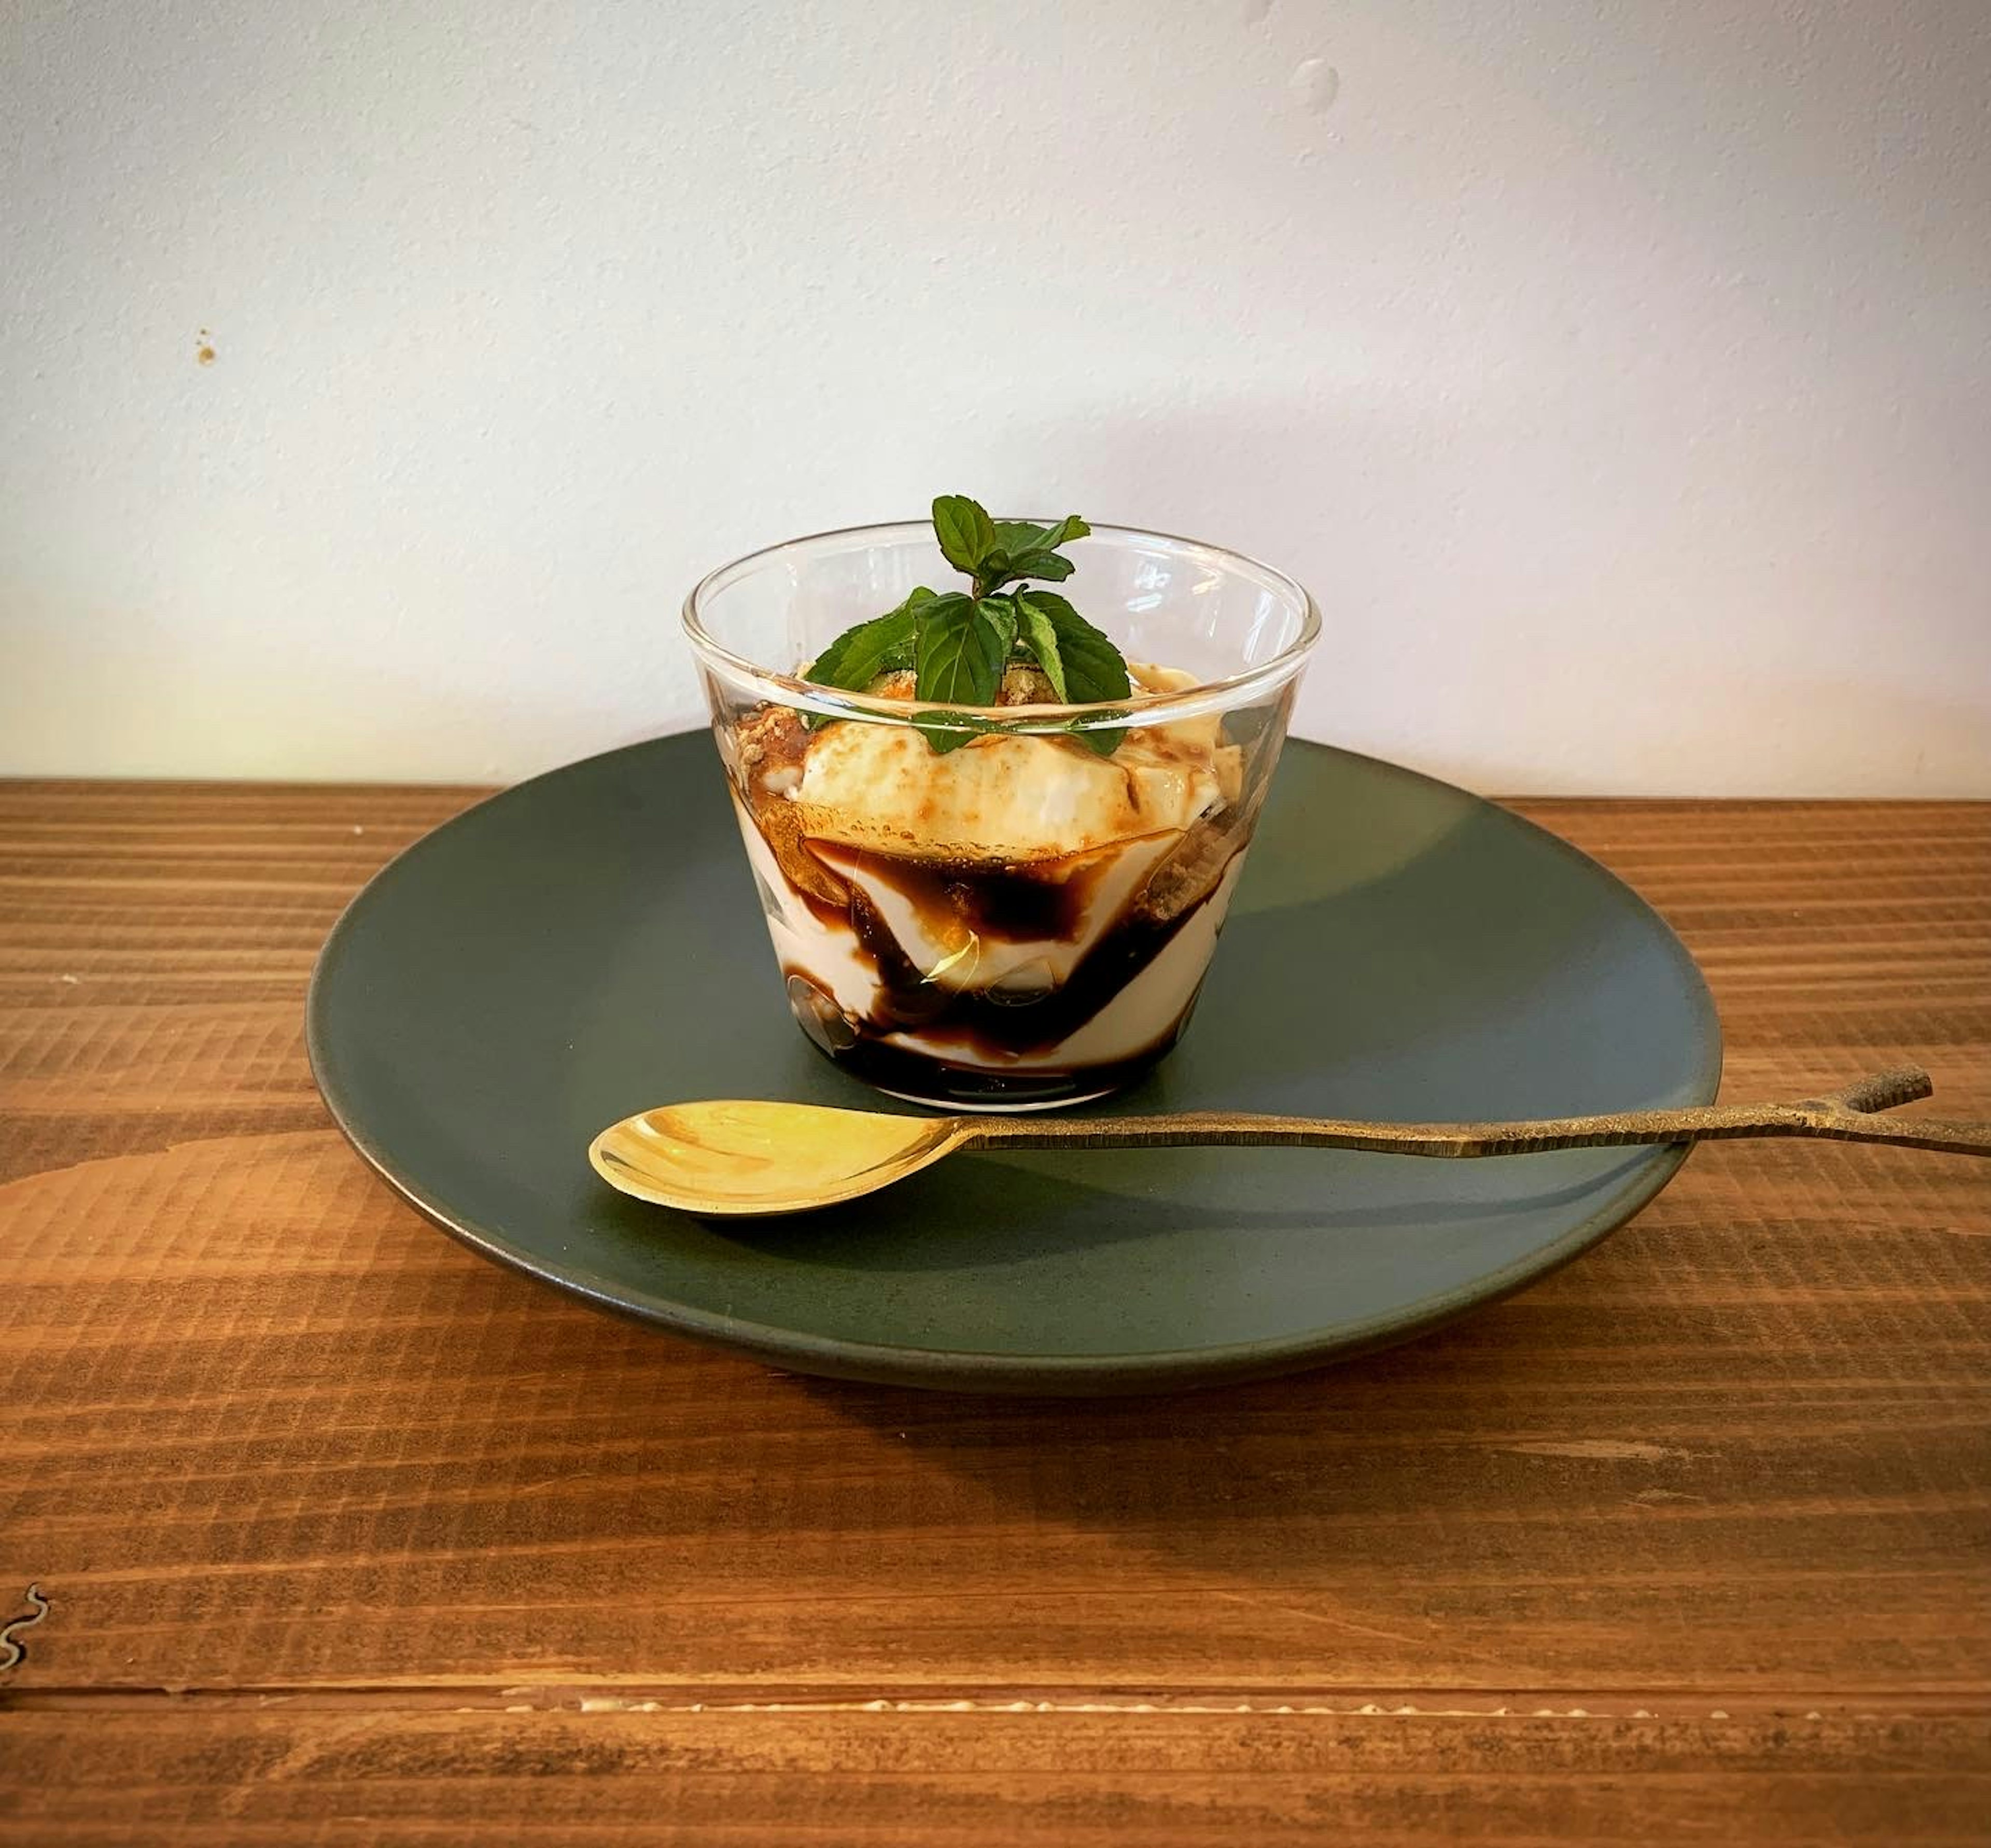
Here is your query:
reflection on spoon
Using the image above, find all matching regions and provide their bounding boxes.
[588,1066,1989,1219]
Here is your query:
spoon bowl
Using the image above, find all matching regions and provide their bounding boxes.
[590,1101,969,1216]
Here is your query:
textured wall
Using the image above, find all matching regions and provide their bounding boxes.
[3,0,1987,793]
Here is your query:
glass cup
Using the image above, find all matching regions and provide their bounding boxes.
[684,520,1319,1111]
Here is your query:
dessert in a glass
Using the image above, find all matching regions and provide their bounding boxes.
[683,498,1318,1110]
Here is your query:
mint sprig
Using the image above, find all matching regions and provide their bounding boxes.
[805,496,1131,754]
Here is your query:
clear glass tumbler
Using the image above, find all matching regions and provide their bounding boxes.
[684,520,1319,1111]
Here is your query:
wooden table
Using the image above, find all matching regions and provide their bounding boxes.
[2,780,1987,1845]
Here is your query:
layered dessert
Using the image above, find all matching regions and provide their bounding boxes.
[722,661,1256,1108]
[690,493,1313,1108]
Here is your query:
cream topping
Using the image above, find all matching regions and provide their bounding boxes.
[792,662,1239,864]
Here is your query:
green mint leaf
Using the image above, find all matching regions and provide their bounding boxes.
[910,710,998,755]
[991,519,1049,555]
[805,588,933,692]
[978,593,1019,659]
[1004,548,1073,583]
[932,495,996,576]
[1016,589,1131,703]
[979,512,1088,590]
[1013,597,1069,700]
[1070,711,1129,755]
[992,514,1089,556]
[915,590,1005,706]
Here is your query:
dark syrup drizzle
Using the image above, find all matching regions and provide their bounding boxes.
[776,831,1233,1107]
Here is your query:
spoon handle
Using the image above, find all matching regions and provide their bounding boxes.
[958,1066,1991,1160]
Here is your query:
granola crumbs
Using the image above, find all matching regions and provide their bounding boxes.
[738,706,809,792]
[1141,810,1244,922]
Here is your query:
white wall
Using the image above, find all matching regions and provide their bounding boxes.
[3,0,1987,795]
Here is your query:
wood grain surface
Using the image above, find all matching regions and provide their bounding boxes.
[2,778,1987,1845]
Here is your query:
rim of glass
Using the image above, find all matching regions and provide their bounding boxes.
[681,517,1321,731]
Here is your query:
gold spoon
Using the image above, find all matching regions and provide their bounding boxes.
[590,1065,1991,1218]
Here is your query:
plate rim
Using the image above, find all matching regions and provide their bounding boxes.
[306,733,1723,1391]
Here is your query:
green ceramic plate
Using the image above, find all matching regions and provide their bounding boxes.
[308,733,1719,1394]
